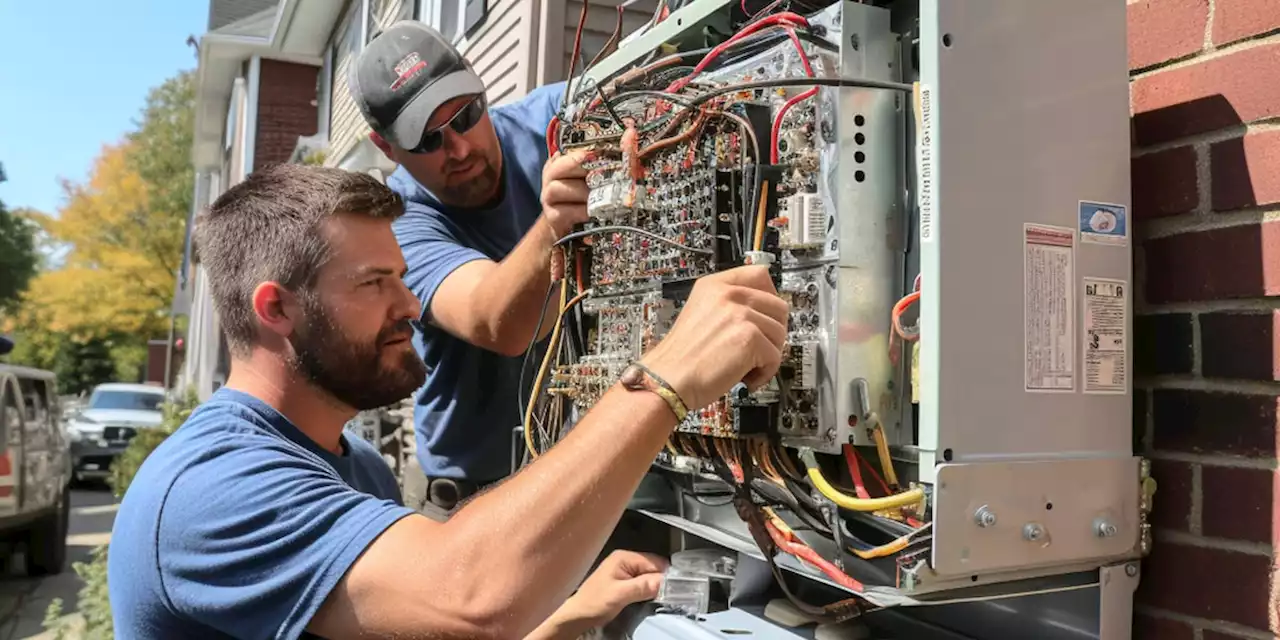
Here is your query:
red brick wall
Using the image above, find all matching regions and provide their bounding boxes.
[1129,1,1280,638]
[254,59,320,171]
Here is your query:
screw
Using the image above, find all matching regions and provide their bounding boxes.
[973,505,997,528]
[1125,564,1138,578]
[1094,518,1118,538]
[1023,523,1044,542]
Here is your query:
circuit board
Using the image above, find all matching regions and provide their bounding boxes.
[545,34,843,445]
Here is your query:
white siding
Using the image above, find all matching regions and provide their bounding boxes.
[329,0,415,167]
[456,0,537,106]
[327,4,365,167]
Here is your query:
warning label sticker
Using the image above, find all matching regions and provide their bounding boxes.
[1083,277,1127,394]
[1024,224,1075,392]
[917,85,935,243]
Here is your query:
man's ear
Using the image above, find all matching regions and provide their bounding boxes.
[370,131,395,160]
[251,282,301,340]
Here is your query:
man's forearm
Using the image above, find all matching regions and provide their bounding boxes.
[438,386,674,636]
[472,216,560,355]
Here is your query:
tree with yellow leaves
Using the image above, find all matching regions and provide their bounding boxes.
[4,71,193,389]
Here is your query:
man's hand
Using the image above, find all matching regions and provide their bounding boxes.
[525,551,668,639]
[642,266,789,410]
[541,151,590,240]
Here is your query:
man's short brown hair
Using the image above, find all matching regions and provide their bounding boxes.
[194,164,404,356]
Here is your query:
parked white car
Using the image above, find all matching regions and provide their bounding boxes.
[66,383,165,483]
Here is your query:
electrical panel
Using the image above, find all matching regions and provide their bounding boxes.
[523,0,1143,636]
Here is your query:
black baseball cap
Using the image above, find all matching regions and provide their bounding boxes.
[350,21,486,150]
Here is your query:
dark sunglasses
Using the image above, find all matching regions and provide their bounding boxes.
[409,94,487,154]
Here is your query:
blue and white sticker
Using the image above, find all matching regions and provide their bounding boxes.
[1079,201,1127,246]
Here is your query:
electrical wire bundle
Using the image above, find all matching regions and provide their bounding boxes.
[519,0,932,620]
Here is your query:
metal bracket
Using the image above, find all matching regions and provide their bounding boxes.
[1099,562,1140,640]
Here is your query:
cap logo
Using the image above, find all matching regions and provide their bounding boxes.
[390,52,428,91]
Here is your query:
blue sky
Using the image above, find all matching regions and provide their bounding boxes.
[0,1,209,214]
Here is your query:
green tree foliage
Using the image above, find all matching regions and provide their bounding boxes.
[0,199,39,314]
[44,389,201,639]
[2,70,193,387]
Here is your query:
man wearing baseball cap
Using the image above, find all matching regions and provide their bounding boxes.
[351,22,598,516]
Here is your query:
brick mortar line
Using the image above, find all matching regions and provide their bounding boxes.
[1130,30,1280,80]
[1191,311,1203,377]
[1147,450,1279,470]
[1189,463,1203,534]
[1136,606,1278,640]
[1138,207,1280,240]
[1143,382,1155,452]
[1138,374,1280,394]
[1156,528,1274,556]
[1203,0,1216,53]
[1131,119,1280,158]
[1138,298,1280,314]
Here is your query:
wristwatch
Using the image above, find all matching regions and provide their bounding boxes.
[619,362,690,423]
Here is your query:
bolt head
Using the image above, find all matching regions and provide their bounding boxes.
[973,505,997,528]
[1125,564,1138,578]
[1022,523,1044,541]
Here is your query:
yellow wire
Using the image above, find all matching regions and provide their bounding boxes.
[764,507,917,560]
[871,422,900,488]
[525,277,590,459]
[801,452,925,512]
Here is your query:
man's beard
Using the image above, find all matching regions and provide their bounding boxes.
[287,299,428,412]
[437,155,501,207]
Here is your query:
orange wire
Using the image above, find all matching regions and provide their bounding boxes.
[892,290,921,341]
[764,519,865,592]
[752,180,770,251]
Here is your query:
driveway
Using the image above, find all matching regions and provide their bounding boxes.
[0,489,117,639]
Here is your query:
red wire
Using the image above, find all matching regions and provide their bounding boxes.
[842,444,872,499]
[767,28,816,163]
[770,88,817,163]
[667,13,810,93]
[546,118,560,155]
[765,520,865,592]
[855,447,892,495]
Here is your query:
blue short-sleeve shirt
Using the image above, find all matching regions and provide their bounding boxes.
[388,82,565,483]
[108,388,414,639]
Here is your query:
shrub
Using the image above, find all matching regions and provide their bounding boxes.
[43,388,200,639]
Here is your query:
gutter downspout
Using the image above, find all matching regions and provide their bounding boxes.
[244,55,262,175]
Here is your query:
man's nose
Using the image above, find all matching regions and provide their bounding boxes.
[441,127,472,160]
[396,279,423,321]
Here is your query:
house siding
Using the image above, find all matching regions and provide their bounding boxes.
[255,59,321,171]
[562,0,656,79]
[327,3,366,167]
[456,0,536,106]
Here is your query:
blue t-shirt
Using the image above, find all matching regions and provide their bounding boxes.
[108,388,414,640]
[388,82,565,483]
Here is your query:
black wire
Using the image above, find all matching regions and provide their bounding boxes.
[517,282,560,424]
[689,77,914,107]
[554,225,714,255]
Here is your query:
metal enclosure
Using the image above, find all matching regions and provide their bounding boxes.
[579,0,1143,634]
[914,0,1141,587]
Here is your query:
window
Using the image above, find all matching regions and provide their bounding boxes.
[88,390,164,412]
[18,379,49,425]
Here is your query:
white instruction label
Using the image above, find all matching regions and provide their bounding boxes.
[917,85,935,243]
[1024,224,1075,392]
[1083,278,1128,394]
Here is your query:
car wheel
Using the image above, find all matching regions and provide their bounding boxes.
[26,488,69,576]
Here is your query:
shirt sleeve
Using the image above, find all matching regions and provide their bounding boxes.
[392,205,489,321]
[156,439,415,640]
